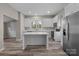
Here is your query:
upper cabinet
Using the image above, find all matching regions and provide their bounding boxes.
[24,18,32,27]
[52,10,65,28]
[41,18,53,27]
[65,3,79,16]
[24,17,54,28]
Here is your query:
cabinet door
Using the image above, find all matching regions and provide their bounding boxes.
[54,32,61,41]
[42,18,53,27]
[24,18,33,27]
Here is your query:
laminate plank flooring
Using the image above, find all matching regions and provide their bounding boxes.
[0,39,67,56]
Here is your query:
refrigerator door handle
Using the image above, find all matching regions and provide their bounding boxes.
[68,22,69,40]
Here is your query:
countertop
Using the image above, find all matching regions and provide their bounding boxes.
[23,32,49,35]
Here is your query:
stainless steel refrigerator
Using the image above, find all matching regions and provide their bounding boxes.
[63,11,79,56]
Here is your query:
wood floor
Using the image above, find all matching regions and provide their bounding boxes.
[0,39,67,56]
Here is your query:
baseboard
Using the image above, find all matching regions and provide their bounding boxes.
[16,39,22,42]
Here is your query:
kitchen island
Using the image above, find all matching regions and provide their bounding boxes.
[22,32,49,50]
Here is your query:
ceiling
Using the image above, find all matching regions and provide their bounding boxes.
[9,3,68,16]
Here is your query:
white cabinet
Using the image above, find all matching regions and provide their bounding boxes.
[24,18,54,27]
[65,3,79,16]
[52,15,58,23]
[54,31,61,41]
[22,32,49,50]
[42,18,53,27]
[24,18,33,27]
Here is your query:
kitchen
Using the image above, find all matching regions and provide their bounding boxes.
[22,13,63,50]
[0,3,79,56]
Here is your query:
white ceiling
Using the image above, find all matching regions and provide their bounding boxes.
[9,3,68,16]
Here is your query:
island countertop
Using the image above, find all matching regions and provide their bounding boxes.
[23,32,49,35]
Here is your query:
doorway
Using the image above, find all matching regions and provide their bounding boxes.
[3,15,21,51]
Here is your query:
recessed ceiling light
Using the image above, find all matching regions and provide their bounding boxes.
[47,11,51,13]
